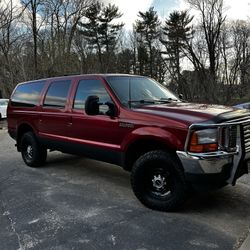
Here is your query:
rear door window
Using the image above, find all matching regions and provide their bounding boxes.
[11,81,45,107]
[43,80,71,108]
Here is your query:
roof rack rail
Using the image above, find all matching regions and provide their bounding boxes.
[63,73,80,76]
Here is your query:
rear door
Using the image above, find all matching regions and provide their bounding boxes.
[38,79,72,141]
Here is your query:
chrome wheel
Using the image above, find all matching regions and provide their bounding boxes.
[149,168,171,197]
[26,145,33,159]
[24,144,33,160]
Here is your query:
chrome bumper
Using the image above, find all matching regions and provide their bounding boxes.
[177,119,250,185]
[176,151,234,174]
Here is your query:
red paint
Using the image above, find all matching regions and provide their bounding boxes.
[7,74,235,153]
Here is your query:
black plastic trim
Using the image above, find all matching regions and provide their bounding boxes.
[185,166,231,191]
[38,136,124,167]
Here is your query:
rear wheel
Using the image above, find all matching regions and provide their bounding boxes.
[20,132,47,167]
[131,150,188,212]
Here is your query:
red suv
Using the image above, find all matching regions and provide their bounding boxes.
[7,74,250,211]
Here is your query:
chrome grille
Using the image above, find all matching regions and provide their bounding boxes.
[243,122,250,152]
[219,126,237,151]
[225,116,250,153]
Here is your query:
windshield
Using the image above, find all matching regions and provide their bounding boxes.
[106,76,179,107]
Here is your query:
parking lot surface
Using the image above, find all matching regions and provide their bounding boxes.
[0,120,249,250]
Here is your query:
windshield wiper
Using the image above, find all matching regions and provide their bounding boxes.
[160,97,178,102]
[128,99,157,107]
[128,99,175,107]
[128,98,179,107]
[128,99,157,104]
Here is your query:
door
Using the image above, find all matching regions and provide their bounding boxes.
[38,80,72,141]
[69,78,122,151]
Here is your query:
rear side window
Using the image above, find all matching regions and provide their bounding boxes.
[11,81,45,107]
[43,80,71,108]
[73,79,112,109]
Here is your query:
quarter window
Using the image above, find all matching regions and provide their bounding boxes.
[11,81,45,107]
[74,79,112,110]
[43,80,71,108]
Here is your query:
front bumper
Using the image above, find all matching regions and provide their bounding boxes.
[177,118,250,190]
[177,151,248,190]
[177,151,234,174]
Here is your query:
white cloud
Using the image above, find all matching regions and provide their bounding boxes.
[177,0,250,21]
[225,0,250,21]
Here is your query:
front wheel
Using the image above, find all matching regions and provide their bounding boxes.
[20,132,47,167]
[131,150,188,212]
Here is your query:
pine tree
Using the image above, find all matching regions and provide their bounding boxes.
[135,7,160,77]
[78,2,124,72]
[161,10,193,94]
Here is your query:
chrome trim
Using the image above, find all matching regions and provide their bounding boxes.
[179,117,250,184]
[185,149,239,159]
[227,127,242,184]
[184,119,250,157]
[176,151,233,174]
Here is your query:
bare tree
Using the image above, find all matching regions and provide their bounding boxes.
[43,0,91,74]
[0,0,23,96]
[21,0,45,76]
[184,0,226,102]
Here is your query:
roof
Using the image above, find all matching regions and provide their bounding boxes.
[20,73,145,85]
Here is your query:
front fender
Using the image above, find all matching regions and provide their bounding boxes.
[121,127,185,151]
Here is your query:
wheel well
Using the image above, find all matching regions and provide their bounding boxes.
[124,139,175,171]
[17,124,34,151]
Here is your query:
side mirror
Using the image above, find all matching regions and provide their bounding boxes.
[85,95,100,115]
[105,101,116,117]
[85,96,117,117]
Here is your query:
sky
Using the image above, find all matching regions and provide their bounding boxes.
[103,0,250,29]
[5,0,250,30]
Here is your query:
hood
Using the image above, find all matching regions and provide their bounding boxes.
[135,102,250,126]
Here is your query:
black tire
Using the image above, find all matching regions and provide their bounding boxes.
[20,132,47,167]
[131,150,188,212]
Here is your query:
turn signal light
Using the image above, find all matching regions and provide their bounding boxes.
[189,132,218,153]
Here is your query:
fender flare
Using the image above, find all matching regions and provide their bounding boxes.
[121,127,183,152]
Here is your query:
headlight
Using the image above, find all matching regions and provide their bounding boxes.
[189,128,218,153]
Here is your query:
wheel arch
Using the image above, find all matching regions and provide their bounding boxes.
[122,127,185,171]
[16,123,35,151]
[123,137,182,171]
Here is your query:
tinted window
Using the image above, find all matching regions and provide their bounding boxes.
[43,80,71,108]
[11,81,45,107]
[74,79,112,109]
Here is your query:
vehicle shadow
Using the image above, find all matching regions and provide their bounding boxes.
[182,185,250,214]
[44,152,131,189]
[43,152,250,214]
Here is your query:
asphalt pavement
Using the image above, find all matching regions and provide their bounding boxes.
[0,120,249,250]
